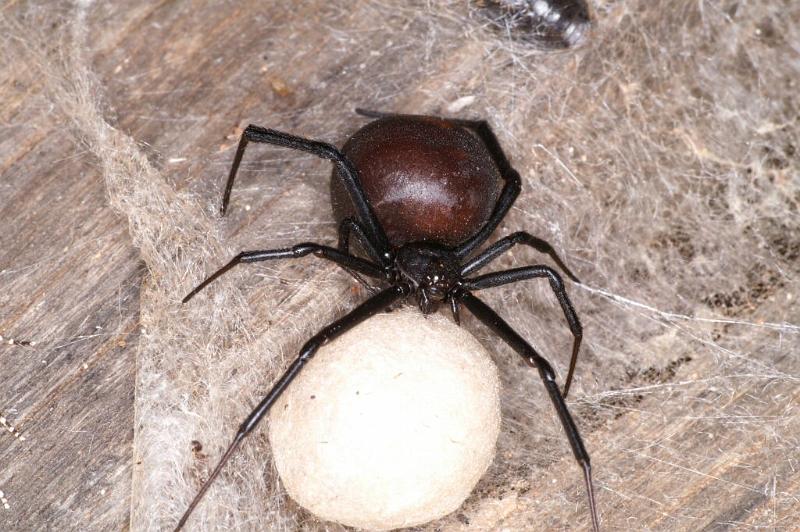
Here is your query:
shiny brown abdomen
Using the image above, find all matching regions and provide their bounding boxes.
[331,115,502,248]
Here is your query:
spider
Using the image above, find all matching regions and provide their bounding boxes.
[176,109,598,531]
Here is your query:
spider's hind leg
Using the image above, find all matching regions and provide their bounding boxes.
[447,117,523,259]
[354,108,396,120]
[338,217,385,265]
[337,218,385,294]
[219,124,390,254]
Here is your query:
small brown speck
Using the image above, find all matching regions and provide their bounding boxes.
[270,78,292,97]
[191,440,207,460]
[220,125,244,152]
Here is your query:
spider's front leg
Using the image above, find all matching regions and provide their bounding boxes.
[175,284,409,530]
[182,243,383,303]
[459,291,599,532]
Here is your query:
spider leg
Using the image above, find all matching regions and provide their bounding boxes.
[354,108,397,119]
[175,285,408,531]
[458,291,598,532]
[220,124,390,254]
[449,297,461,325]
[182,243,383,303]
[460,231,580,282]
[354,109,521,260]
[464,265,582,398]
[449,118,522,259]
[338,217,385,265]
[337,218,383,294]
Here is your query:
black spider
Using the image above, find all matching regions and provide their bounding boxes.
[176,109,598,531]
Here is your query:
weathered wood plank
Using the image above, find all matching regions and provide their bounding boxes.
[1,1,798,531]
[0,72,143,532]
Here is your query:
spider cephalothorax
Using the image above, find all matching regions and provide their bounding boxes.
[394,242,462,315]
[177,109,597,531]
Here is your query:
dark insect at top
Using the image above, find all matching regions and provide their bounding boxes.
[330,115,503,248]
[481,0,591,50]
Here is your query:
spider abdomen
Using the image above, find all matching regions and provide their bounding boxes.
[331,115,503,247]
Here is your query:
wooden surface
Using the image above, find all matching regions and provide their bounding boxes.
[1,1,799,531]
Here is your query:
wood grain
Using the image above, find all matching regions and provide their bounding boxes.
[1,1,798,531]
